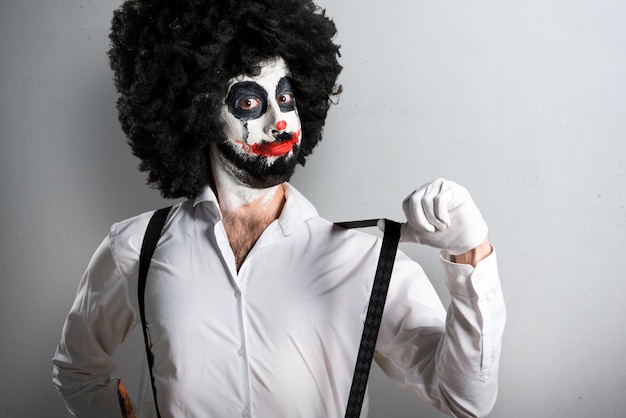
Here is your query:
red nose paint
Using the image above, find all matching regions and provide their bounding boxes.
[236,130,301,157]
[276,120,287,131]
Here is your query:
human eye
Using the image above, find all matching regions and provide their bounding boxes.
[275,77,296,112]
[276,92,296,112]
[237,97,261,111]
[277,93,294,105]
[226,81,267,120]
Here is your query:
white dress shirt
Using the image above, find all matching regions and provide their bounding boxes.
[52,183,505,418]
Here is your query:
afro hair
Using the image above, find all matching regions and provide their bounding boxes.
[108,0,342,199]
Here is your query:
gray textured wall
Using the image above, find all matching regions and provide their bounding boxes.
[1,0,625,417]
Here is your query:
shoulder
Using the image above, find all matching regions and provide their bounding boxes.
[108,203,183,278]
[110,208,166,253]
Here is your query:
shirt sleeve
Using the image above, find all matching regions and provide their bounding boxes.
[374,247,505,418]
[52,235,138,417]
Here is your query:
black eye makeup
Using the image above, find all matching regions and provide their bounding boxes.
[226,81,268,121]
[276,77,296,112]
[225,77,297,121]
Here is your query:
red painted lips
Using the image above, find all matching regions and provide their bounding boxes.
[235,131,301,157]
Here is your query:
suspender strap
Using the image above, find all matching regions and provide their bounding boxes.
[138,206,172,418]
[344,219,402,418]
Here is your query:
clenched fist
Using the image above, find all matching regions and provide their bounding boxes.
[390,178,489,256]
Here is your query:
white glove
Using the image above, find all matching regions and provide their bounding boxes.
[387,178,488,255]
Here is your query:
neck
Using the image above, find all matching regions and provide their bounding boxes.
[209,148,287,271]
[215,176,285,219]
[210,149,286,217]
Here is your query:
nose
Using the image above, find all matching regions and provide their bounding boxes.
[264,103,284,135]
[275,120,287,131]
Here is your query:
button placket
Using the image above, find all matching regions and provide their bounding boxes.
[234,289,247,358]
[233,280,252,416]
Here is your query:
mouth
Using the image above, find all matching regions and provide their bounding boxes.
[235,130,301,157]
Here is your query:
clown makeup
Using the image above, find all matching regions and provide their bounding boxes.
[213,57,302,189]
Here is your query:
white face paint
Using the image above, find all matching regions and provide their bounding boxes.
[212,57,303,189]
[221,57,302,157]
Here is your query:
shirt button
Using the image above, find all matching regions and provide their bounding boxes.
[456,276,466,285]
[234,290,242,299]
[237,348,246,356]
[241,408,250,417]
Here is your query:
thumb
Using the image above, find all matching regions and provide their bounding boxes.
[376,218,386,232]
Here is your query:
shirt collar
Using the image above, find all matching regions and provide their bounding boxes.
[278,183,319,235]
[192,185,220,208]
[191,182,319,235]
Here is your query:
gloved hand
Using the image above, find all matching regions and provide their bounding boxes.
[382,178,488,255]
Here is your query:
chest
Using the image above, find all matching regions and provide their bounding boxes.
[138,223,383,415]
[144,243,362,406]
[142,226,380,342]
[222,212,274,270]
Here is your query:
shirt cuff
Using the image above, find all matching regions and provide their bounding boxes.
[440,246,499,298]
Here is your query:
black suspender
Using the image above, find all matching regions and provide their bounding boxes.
[138,208,400,417]
[138,206,172,418]
[344,219,401,417]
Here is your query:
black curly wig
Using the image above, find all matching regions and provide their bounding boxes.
[108,0,342,199]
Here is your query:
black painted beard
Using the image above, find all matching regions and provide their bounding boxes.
[215,140,301,189]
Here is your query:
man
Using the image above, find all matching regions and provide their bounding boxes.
[53,1,505,417]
